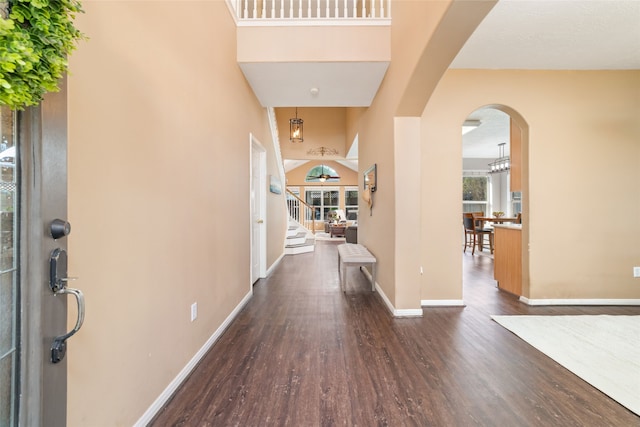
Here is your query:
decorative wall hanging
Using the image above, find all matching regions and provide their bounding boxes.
[269,175,282,194]
[307,146,338,156]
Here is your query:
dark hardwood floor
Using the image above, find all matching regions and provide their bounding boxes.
[150,241,640,426]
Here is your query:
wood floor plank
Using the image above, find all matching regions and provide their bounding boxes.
[150,242,640,426]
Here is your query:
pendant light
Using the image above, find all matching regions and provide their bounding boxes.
[289,107,303,143]
[488,142,510,173]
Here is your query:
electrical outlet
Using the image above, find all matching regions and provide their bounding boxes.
[190,302,198,322]
[634,267,640,278]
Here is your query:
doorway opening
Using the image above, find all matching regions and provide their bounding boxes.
[462,105,528,299]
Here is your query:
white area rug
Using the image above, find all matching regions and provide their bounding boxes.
[491,315,640,415]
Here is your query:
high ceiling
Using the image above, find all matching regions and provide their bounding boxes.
[454,0,640,158]
[451,0,640,71]
[270,1,639,161]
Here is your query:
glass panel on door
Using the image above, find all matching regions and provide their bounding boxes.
[0,105,18,426]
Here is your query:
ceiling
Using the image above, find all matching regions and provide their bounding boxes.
[267,1,639,162]
[453,0,640,158]
[239,62,389,108]
[462,108,510,159]
[450,0,640,71]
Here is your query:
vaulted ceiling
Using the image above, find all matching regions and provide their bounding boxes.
[257,1,640,161]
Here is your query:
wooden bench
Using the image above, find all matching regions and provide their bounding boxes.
[337,243,377,292]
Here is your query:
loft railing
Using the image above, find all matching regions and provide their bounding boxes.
[286,189,318,234]
[232,0,391,20]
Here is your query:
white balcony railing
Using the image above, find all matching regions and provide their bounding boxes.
[231,0,391,20]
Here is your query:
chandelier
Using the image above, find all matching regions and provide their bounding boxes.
[289,107,303,143]
[488,142,510,173]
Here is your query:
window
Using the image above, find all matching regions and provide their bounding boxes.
[511,191,522,217]
[305,165,340,182]
[305,187,339,220]
[462,175,488,214]
[344,187,358,221]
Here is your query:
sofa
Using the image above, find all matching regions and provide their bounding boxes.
[345,225,357,243]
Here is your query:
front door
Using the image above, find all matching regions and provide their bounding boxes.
[0,79,83,425]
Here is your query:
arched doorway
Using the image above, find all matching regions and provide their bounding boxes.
[462,105,529,299]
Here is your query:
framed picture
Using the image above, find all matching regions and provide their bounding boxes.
[269,175,282,194]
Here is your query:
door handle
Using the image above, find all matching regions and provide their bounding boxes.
[49,247,85,363]
[51,286,85,364]
[257,219,264,223]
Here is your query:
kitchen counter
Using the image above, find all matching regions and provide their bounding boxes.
[493,225,522,296]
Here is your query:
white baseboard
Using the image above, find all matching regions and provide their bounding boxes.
[520,297,640,306]
[361,268,423,318]
[134,290,253,426]
[266,252,284,276]
[421,299,466,307]
[393,308,424,317]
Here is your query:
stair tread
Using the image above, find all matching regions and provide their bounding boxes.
[287,232,308,239]
[285,239,315,248]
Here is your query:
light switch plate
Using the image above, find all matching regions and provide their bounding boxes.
[634,267,640,278]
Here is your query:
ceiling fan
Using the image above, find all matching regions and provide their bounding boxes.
[308,164,339,182]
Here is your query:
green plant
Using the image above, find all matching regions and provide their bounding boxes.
[0,0,84,110]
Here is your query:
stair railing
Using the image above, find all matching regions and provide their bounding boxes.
[286,189,317,234]
[231,0,391,20]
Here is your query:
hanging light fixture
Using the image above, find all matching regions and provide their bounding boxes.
[289,107,303,143]
[488,142,510,173]
[318,165,327,182]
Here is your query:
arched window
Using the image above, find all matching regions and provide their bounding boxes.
[305,165,340,182]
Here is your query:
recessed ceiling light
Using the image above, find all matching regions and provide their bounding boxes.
[462,120,481,135]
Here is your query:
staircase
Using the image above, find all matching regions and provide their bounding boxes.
[284,219,315,255]
[285,190,317,255]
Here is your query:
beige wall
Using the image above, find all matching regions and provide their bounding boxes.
[277,107,347,160]
[345,107,366,155]
[67,2,285,425]
[238,25,390,62]
[421,69,640,301]
[355,0,456,309]
[61,1,639,424]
